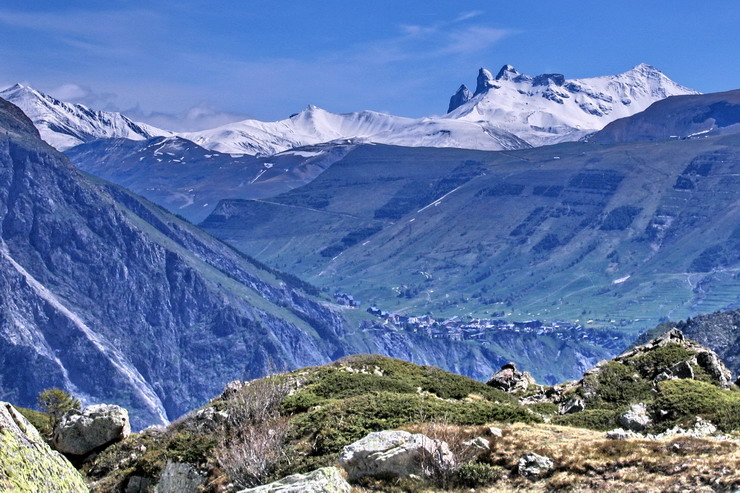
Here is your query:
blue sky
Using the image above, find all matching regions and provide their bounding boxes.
[0,0,738,130]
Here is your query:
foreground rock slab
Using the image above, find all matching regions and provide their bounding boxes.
[53,404,131,456]
[0,402,88,492]
[339,430,455,480]
[239,467,350,493]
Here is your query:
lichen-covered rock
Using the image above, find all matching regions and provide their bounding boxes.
[0,402,88,492]
[238,467,350,492]
[518,452,554,478]
[487,362,536,393]
[155,461,206,493]
[619,403,652,432]
[338,430,455,480]
[53,404,130,456]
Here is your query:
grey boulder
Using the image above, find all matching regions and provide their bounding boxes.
[518,452,554,478]
[239,467,350,493]
[338,430,455,480]
[155,461,206,493]
[53,404,131,456]
[619,403,652,432]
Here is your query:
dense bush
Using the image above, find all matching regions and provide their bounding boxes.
[291,391,538,456]
[455,462,502,487]
[552,409,622,431]
[584,361,652,408]
[600,205,642,231]
[654,379,740,431]
[15,406,51,437]
[626,343,696,379]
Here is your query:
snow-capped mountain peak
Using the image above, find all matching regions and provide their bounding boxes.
[445,63,698,146]
[183,104,530,156]
[0,83,171,150]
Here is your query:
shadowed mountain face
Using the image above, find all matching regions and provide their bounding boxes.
[65,137,356,223]
[0,97,358,429]
[201,133,739,332]
[590,90,740,143]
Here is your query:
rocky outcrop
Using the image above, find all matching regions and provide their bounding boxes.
[518,452,553,478]
[448,85,473,113]
[619,403,652,432]
[0,402,88,492]
[631,310,740,381]
[487,362,536,393]
[338,430,455,480]
[559,397,585,415]
[617,329,733,387]
[52,404,130,456]
[239,467,350,493]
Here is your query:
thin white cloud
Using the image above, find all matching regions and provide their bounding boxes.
[454,11,484,23]
[441,26,511,55]
[126,102,250,132]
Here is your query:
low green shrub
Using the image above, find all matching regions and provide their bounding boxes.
[626,343,696,379]
[552,408,622,431]
[291,392,538,456]
[455,462,502,487]
[527,402,559,416]
[281,391,326,414]
[586,361,652,408]
[15,406,51,438]
[654,379,740,431]
[310,371,416,399]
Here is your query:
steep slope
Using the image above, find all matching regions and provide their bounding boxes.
[0,96,354,428]
[446,63,697,146]
[182,105,529,156]
[65,136,356,222]
[201,131,740,332]
[590,89,740,143]
[0,84,170,150]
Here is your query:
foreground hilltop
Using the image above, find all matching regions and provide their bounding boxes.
[5,324,732,492]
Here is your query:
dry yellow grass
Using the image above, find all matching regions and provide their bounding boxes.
[358,422,740,492]
[484,422,740,492]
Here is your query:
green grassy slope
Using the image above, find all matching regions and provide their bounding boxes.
[202,135,740,332]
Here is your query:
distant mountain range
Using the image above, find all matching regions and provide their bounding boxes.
[199,92,740,331]
[0,84,171,150]
[1,63,694,155]
[66,137,356,222]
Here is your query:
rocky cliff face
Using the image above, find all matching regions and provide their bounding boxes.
[0,96,356,428]
[0,402,88,492]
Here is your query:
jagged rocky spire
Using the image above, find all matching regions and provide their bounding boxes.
[447,84,473,113]
[495,64,520,81]
[474,68,496,95]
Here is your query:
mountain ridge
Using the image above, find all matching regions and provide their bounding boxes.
[2,62,695,156]
[446,63,698,146]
